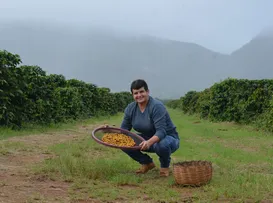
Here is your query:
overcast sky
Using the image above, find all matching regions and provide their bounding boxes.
[1,0,273,54]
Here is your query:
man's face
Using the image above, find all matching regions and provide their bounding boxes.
[132,87,149,104]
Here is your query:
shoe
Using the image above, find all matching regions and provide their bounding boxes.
[136,162,156,174]
[159,168,169,177]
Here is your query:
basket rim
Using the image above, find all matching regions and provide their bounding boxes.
[91,126,145,150]
[173,160,212,166]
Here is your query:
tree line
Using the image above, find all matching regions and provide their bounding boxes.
[166,78,273,132]
[0,50,133,128]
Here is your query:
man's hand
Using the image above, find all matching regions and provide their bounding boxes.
[98,124,116,128]
[139,136,160,151]
[102,124,109,128]
[139,140,151,151]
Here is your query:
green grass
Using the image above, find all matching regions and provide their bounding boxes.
[2,109,273,202]
[0,141,33,155]
[0,114,115,140]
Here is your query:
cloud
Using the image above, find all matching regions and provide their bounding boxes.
[1,0,273,53]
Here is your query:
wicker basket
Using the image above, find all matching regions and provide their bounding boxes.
[173,160,213,186]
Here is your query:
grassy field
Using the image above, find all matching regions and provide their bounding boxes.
[1,108,273,203]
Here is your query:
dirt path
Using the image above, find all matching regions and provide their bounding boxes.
[0,125,96,203]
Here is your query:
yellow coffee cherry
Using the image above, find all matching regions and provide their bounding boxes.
[102,133,135,147]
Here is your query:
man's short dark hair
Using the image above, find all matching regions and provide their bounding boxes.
[130,79,149,93]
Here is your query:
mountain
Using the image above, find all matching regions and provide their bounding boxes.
[230,31,273,79]
[0,21,272,99]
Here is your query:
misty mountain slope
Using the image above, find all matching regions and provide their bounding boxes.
[231,34,273,79]
[0,22,272,98]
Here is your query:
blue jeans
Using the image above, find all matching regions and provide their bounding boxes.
[122,135,180,168]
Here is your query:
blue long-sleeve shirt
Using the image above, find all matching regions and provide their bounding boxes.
[120,96,179,141]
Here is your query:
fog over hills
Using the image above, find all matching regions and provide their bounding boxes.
[1,21,273,99]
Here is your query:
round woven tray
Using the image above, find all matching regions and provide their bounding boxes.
[173,160,213,186]
[91,126,145,150]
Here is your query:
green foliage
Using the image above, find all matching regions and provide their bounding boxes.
[181,91,200,114]
[196,88,211,119]
[255,97,273,132]
[166,78,273,132]
[165,98,181,109]
[0,50,23,127]
[0,50,133,128]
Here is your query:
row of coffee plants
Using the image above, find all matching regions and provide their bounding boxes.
[166,78,273,132]
[0,50,133,128]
